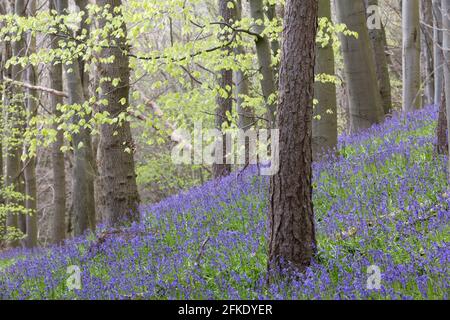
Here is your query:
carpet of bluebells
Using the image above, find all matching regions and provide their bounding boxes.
[0,105,448,299]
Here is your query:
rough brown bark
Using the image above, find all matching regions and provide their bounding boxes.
[436,87,447,155]
[213,0,234,178]
[50,0,66,244]
[268,0,317,276]
[97,0,140,226]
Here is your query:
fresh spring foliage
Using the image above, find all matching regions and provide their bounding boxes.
[0,105,448,299]
[0,0,353,214]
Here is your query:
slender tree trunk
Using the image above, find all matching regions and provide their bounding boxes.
[364,0,392,115]
[50,0,66,244]
[57,0,96,236]
[437,86,447,154]
[443,0,450,177]
[421,0,435,106]
[434,0,444,105]
[6,0,27,247]
[234,0,253,131]
[24,0,38,248]
[75,0,96,231]
[249,0,277,127]
[266,2,280,57]
[97,0,140,226]
[0,3,11,243]
[313,0,337,159]
[335,0,384,132]
[213,0,234,178]
[268,0,318,277]
[402,0,421,111]
[266,2,280,75]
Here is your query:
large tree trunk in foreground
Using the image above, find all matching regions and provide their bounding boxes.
[313,0,337,159]
[58,0,96,236]
[434,0,444,106]
[365,0,392,115]
[268,0,317,277]
[335,0,384,132]
[24,0,38,248]
[213,0,234,178]
[50,1,66,244]
[402,0,421,111]
[97,0,140,226]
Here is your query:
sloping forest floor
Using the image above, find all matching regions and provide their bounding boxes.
[0,105,448,299]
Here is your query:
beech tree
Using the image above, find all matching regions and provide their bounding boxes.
[5,0,27,247]
[365,0,392,115]
[402,0,421,111]
[335,0,384,132]
[421,0,434,106]
[57,0,96,236]
[268,0,318,276]
[24,0,37,248]
[443,0,450,174]
[313,0,337,158]
[49,0,66,244]
[213,0,235,178]
[249,0,277,127]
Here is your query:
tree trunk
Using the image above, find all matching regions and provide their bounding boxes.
[57,0,96,236]
[434,0,444,106]
[234,0,253,131]
[443,0,450,177]
[213,0,234,178]
[50,0,66,244]
[364,0,393,115]
[0,9,5,242]
[6,0,27,247]
[402,0,421,111]
[249,0,277,127]
[268,0,317,276]
[97,0,140,226]
[421,0,435,106]
[437,86,447,154]
[266,2,280,74]
[313,0,337,159]
[335,0,384,133]
[266,2,280,57]
[24,0,38,248]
